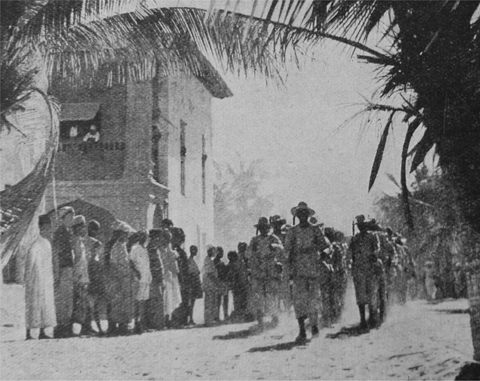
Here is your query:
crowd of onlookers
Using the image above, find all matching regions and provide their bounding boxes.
[21,203,464,340]
[22,206,352,340]
[23,206,208,339]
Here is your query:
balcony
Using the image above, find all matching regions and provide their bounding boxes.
[55,141,126,181]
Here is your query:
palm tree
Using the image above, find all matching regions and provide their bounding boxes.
[0,0,304,267]
[375,167,466,298]
[209,0,480,232]
[207,0,480,361]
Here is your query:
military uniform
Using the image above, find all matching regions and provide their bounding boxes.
[393,242,409,304]
[275,232,292,312]
[373,232,393,321]
[330,243,347,323]
[247,233,283,319]
[285,224,330,325]
[349,230,379,306]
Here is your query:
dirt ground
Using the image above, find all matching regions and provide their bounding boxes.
[1,283,474,380]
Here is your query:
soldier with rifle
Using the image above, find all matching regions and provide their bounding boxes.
[247,217,284,329]
[350,215,380,329]
[270,215,291,313]
[285,202,331,343]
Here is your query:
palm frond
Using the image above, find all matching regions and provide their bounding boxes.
[409,130,435,173]
[401,118,422,231]
[368,111,395,192]
[0,46,39,121]
[13,7,302,86]
[0,91,59,267]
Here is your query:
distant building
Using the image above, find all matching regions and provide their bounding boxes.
[44,60,232,253]
[0,56,231,342]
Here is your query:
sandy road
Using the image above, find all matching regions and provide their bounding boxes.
[1,284,473,380]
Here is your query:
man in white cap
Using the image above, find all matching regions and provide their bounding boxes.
[52,206,75,337]
[106,220,135,334]
[84,220,107,334]
[71,215,91,335]
[247,217,284,329]
[23,215,57,339]
[285,202,331,343]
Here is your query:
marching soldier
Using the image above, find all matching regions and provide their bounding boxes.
[375,226,397,321]
[331,241,348,323]
[270,215,291,313]
[350,215,380,329]
[285,202,331,343]
[393,234,414,304]
[247,217,284,328]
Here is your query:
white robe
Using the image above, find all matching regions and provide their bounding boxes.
[107,241,135,324]
[24,236,57,329]
[160,245,181,316]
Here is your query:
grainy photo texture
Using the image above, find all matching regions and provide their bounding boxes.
[1,1,480,380]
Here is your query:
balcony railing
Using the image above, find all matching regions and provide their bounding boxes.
[55,141,126,181]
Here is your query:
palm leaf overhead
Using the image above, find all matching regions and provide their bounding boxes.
[209,0,480,232]
[0,0,310,265]
[2,1,313,89]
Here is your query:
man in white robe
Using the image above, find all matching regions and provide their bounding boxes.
[23,214,57,339]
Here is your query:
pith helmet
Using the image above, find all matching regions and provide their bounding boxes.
[270,215,286,226]
[254,217,270,228]
[291,202,315,217]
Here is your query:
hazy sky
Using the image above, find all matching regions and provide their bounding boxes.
[212,41,420,234]
[159,0,423,234]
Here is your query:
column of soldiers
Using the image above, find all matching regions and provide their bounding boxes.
[349,215,417,330]
[22,201,414,341]
[235,202,349,343]
[23,206,204,339]
[232,204,416,341]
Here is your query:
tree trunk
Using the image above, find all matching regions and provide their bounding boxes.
[441,135,480,361]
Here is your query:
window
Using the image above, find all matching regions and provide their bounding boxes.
[202,134,207,204]
[59,103,101,141]
[151,125,161,182]
[180,120,187,196]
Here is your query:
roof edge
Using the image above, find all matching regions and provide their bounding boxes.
[195,54,233,99]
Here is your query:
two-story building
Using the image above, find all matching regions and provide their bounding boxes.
[0,55,231,342]
[45,57,232,254]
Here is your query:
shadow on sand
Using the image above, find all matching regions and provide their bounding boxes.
[248,339,311,352]
[212,321,278,340]
[435,308,470,314]
[325,323,371,339]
